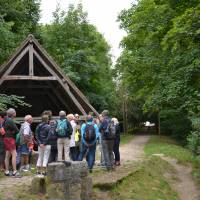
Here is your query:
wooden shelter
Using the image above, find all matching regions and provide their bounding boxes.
[0,34,98,119]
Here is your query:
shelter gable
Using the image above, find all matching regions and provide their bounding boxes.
[0,34,99,118]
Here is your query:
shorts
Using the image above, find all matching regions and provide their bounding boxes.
[21,144,29,155]
[4,137,16,151]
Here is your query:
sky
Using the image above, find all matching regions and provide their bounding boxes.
[39,0,135,62]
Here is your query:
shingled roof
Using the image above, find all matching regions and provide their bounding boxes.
[0,34,99,117]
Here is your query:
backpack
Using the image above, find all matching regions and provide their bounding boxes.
[0,119,5,136]
[57,119,68,137]
[15,132,21,146]
[84,124,96,143]
[18,123,32,145]
[105,121,116,139]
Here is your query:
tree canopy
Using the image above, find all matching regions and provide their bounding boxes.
[0,2,116,113]
[40,4,116,112]
[116,0,200,143]
[0,0,40,64]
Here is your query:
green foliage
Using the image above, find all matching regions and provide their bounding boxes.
[187,117,200,156]
[145,136,194,164]
[160,109,191,143]
[0,2,116,114]
[0,94,31,111]
[0,0,40,64]
[145,135,200,185]
[116,0,200,141]
[40,4,116,112]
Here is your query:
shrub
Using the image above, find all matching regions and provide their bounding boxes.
[187,117,200,156]
[160,109,191,143]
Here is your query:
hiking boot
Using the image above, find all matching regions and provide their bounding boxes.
[4,171,10,176]
[12,171,22,178]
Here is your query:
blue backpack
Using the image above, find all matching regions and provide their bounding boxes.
[57,119,68,137]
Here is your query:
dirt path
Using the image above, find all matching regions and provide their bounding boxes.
[161,156,200,200]
[92,135,150,191]
[0,175,33,199]
[92,135,150,200]
[120,135,150,162]
[0,135,199,200]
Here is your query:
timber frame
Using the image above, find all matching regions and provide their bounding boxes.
[0,34,99,119]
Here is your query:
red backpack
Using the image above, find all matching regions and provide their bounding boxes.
[0,118,5,136]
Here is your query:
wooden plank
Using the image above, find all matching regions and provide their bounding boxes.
[0,46,29,86]
[29,44,34,76]
[33,50,62,82]
[2,75,57,81]
[15,116,60,123]
[5,85,50,89]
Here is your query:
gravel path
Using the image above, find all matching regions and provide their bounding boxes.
[120,135,150,162]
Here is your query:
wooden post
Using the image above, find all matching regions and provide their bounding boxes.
[29,44,34,76]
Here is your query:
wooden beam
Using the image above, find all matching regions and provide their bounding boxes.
[5,85,50,89]
[0,46,29,86]
[15,116,60,123]
[2,75,57,81]
[33,49,87,115]
[29,44,34,76]
[47,82,72,113]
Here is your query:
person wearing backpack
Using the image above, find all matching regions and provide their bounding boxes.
[99,110,115,171]
[56,111,72,162]
[19,115,33,172]
[0,111,6,172]
[4,108,19,177]
[78,115,99,173]
[35,115,51,176]
[112,118,121,166]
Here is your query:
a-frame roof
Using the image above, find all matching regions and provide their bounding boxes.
[0,34,99,117]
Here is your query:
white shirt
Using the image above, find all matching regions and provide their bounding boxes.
[70,120,77,147]
[23,121,31,135]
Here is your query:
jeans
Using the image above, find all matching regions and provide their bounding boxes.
[102,139,114,170]
[113,136,120,162]
[70,146,79,161]
[78,143,96,169]
[99,137,105,165]
[57,138,70,161]
[49,146,57,163]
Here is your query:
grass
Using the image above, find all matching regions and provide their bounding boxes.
[111,156,178,200]
[144,135,200,187]
[120,134,134,145]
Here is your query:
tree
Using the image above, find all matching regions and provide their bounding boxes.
[0,94,31,111]
[40,4,116,112]
[116,0,200,141]
[0,0,40,64]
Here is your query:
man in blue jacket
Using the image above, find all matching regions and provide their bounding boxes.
[78,115,99,172]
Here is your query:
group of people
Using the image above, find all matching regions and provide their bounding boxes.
[0,108,121,177]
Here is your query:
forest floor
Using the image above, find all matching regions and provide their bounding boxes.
[0,135,199,200]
